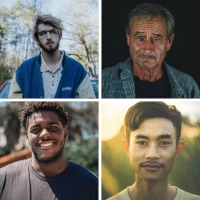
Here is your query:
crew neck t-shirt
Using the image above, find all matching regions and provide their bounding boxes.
[0,158,98,200]
[107,187,200,200]
[134,72,171,98]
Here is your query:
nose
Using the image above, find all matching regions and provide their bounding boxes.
[143,38,153,54]
[46,31,52,39]
[40,129,51,139]
[145,143,159,159]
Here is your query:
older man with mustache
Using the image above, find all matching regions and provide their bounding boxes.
[102,3,200,98]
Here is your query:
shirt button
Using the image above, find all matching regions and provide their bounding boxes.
[52,84,54,86]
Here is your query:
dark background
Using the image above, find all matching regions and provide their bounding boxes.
[102,0,200,88]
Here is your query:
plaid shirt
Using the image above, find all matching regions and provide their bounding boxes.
[102,57,200,98]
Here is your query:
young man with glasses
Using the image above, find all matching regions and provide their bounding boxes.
[8,14,95,98]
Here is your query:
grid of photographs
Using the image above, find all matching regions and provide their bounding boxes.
[0,0,200,200]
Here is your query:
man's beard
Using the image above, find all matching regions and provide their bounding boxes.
[31,137,65,164]
[39,40,60,53]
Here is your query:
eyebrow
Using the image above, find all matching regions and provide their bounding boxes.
[38,28,55,33]
[135,133,172,140]
[157,133,172,140]
[30,121,59,128]
[134,31,145,37]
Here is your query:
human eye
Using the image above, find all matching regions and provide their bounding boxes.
[38,31,46,37]
[160,141,170,147]
[31,127,41,134]
[49,29,57,34]
[136,35,144,40]
[154,37,160,41]
[137,141,147,146]
[48,125,59,132]
[153,34,162,42]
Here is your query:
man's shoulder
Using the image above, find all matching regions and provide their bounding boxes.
[0,159,30,181]
[106,188,130,200]
[0,159,30,173]
[103,58,131,77]
[165,64,194,80]
[68,161,98,182]
[175,187,200,200]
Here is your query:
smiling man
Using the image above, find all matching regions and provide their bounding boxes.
[8,14,95,98]
[107,102,200,200]
[0,102,98,200]
[102,3,200,98]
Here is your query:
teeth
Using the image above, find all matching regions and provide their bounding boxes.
[40,143,53,147]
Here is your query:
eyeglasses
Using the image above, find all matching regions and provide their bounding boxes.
[38,28,58,38]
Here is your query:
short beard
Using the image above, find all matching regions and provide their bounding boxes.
[38,40,60,53]
[32,138,65,164]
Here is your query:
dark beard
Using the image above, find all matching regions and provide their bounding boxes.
[39,40,59,53]
[32,138,65,164]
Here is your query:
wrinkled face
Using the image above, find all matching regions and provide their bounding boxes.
[27,110,68,163]
[122,118,184,183]
[126,16,174,70]
[37,23,61,53]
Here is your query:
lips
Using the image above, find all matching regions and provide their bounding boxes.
[141,162,163,172]
[143,165,160,172]
[46,41,54,45]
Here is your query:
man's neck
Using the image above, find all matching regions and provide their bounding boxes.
[128,178,177,200]
[31,153,67,177]
[133,64,163,82]
[42,49,62,71]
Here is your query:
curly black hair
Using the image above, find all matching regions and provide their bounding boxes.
[20,102,68,132]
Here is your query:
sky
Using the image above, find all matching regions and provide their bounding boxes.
[102,100,200,140]
[0,0,72,15]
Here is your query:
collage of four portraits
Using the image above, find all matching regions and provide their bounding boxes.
[0,0,200,200]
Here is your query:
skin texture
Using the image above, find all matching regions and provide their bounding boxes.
[36,23,62,71]
[126,16,174,82]
[122,118,184,200]
[26,110,68,176]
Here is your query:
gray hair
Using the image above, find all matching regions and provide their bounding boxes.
[33,14,64,42]
[126,3,175,39]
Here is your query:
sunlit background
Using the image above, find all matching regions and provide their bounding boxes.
[102,100,200,199]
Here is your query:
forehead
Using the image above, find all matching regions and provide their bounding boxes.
[38,23,54,32]
[28,110,60,126]
[130,118,176,139]
[130,16,167,35]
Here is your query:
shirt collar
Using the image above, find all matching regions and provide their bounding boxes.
[40,51,64,73]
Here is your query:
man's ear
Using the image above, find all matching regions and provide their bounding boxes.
[64,125,68,141]
[126,33,130,47]
[175,140,184,157]
[122,139,130,156]
[167,33,174,51]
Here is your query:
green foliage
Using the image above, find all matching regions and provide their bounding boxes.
[65,136,98,176]
[0,65,12,85]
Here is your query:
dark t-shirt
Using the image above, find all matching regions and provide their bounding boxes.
[134,72,171,98]
[0,159,98,200]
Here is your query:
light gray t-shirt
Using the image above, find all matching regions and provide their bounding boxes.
[107,187,200,200]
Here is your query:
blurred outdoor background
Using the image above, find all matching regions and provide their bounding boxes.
[102,100,200,199]
[0,101,98,176]
[0,0,98,86]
